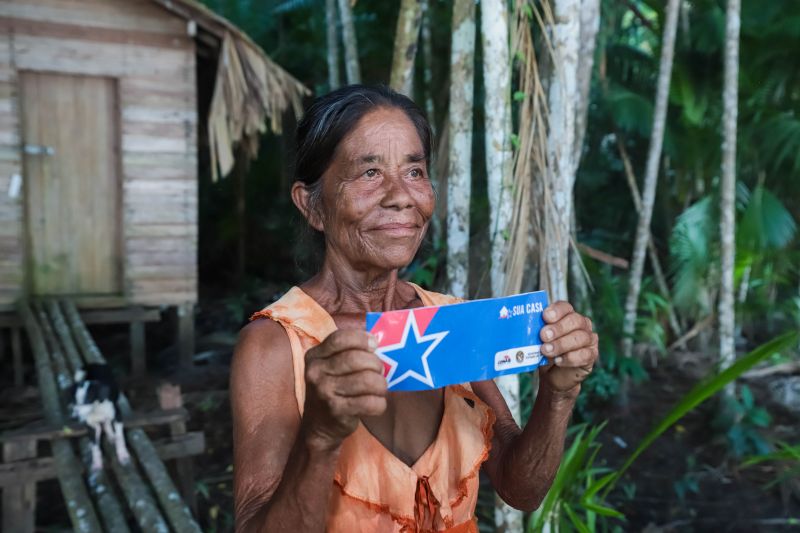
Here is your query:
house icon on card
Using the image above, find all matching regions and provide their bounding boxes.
[499,306,510,319]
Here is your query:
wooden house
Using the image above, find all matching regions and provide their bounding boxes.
[0,0,307,371]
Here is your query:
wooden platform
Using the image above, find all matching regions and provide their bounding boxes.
[0,299,204,532]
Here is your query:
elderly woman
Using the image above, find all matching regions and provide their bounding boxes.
[231,85,599,532]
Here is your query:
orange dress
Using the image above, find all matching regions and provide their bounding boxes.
[251,283,495,532]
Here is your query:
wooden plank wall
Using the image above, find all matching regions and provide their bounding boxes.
[0,31,23,309]
[0,0,199,308]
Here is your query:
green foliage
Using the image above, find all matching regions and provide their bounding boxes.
[527,423,624,532]
[743,441,800,490]
[592,330,800,498]
[713,385,772,457]
[672,455,701,503]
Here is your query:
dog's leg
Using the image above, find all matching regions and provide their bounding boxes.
[90,423,103,471]
[113,421,130,466]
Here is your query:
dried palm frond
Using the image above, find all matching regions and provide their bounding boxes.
[503,1,554,294]
[151,0,310,181]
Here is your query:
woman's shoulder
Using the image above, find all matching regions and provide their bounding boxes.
[406,281,464,307]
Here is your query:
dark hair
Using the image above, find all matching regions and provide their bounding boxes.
[294,84,433,196]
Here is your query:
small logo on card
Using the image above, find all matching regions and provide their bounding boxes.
[499,306,510,319]
[494,345,543,371]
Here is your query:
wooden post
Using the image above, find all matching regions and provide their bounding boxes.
[176,303,195,369]
[130,308,146,377]
[158,383,196,513]
[11,327,23,386]
[2,439,37,533]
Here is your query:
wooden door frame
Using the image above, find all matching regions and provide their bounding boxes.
[18,69,125,300]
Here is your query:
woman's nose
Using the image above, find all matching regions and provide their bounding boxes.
[380,172,414,210]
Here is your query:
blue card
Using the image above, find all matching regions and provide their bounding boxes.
[366,291,550,391]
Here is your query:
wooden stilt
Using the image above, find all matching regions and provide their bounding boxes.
[11,327,23,386]
[158,383,197,513]
[176,303,195,369]
[130,310,146,377]
[2,439,37,533]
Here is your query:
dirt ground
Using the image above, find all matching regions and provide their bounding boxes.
[2,293,798,531]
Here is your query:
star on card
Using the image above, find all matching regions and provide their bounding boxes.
[376,312,449,389]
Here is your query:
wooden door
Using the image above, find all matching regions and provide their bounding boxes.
[21,72,121,295]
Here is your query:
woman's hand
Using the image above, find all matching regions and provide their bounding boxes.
[302,330,388,451]
[538,301,599,396]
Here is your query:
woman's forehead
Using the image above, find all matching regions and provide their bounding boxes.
[338,108,424,159]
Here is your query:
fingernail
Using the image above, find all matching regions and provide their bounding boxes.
[555,356,563,365]
[544,343,553,354]
[544,310,555,321]
[368,335,378,350]
[543,328,554,340]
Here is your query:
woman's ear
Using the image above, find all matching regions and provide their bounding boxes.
[291,181,324,232]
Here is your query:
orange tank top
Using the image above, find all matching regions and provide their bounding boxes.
[251,283,495,532]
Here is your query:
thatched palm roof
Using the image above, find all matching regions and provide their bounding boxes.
[150,0,310,180]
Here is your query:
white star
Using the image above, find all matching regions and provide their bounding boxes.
[377,312,449,389]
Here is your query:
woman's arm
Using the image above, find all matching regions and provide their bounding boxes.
[472,301,598,511]
[231,320,387,532]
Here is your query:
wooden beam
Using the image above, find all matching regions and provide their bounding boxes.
[17,301,103,532]
[62,301,202,533]
[159,384,197,512]
[0,408,189,443]
[79,307,161,325]
[153,432,205,461]
[11,327,22,386]
[130,317,146,377]
[0,456,55,487]
[2,439,37,533]
[176,303,195,369]
[577,243,630,269]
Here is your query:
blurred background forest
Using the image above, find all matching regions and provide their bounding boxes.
[187,0,800,530]
[191,0,800,530]
[2,0,798,531]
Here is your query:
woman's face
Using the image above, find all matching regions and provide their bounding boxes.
[309,107,434,272]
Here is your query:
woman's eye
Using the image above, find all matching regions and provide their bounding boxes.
[409,168,423,178]
[364,169,379,178]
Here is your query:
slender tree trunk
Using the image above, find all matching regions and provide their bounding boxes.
[337,0,361,84]
[569,0,601,317]
[390,0,424,95]
[446,0,476,298]
[573,0,601,167]
[326,0,341,89]
[617,135,685,345]
[421,0,435,131]
[541,0,581,303]
[481,1,520,530]
[719,0,740,382]
[621,0,681,358]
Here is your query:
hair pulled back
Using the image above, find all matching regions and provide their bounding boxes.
[294,84,433,190]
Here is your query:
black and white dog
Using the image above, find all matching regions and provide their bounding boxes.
[69,364,130,471]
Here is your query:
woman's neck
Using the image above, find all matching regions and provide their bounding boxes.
[301,254,410,315]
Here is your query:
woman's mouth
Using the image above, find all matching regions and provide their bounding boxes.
[371,223,419,237]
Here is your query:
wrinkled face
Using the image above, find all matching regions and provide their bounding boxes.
[309,107,434,271]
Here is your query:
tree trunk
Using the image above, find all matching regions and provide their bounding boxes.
[719,0,740,381]
[326,0,340,89]
[337,0,361,84]
[445,0,476,298]
[541,0,581,303]
[390,0,424,95]
[481,1,520,530]
[573,0,601,167]
[621,0,681,358]
[421,0,435,131]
